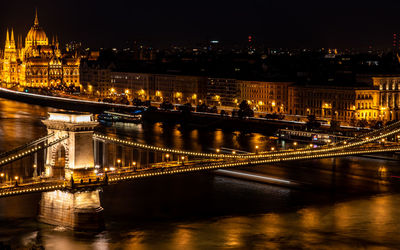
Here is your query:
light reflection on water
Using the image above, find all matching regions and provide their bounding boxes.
[1,98,400,248]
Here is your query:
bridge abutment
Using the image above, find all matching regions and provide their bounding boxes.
[38,189,104,230]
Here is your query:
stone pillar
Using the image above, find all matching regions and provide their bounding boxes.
[102,142,108,168]
[93,139,98,166]
[38,190,104,231]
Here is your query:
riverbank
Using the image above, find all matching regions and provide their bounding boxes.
[0,87,307,133]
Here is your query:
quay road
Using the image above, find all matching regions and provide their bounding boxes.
[0,87,361,132]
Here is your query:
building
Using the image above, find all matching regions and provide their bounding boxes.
[0,10,80,88]
[82,69,208,103]
[110,72,153,99]
[153,74,207,104]
[288,85,357,122]
[355,89,380,121]
[239,81,294,112]
[80,61,113,97]
[372,75,400,121]
[206,78,239,107]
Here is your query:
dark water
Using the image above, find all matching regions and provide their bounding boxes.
[0,98,400,249]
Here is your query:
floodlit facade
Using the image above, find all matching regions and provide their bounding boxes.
[239,81,294,112]
[0,10,80,87]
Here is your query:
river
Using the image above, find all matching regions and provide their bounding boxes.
[0,98,400,249]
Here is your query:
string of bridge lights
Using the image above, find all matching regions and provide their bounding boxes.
[94,126,400,161]
[0,135,69,167]
[0,144,399,197]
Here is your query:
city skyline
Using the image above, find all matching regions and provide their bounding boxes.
[1,0,400,49]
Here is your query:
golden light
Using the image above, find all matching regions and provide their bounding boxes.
[192,94,197,100]
[165,154,170,158]
[216,149,220,153]
[125,89,130,94]
[14,176,18,180]
[271,147,275,151]
[232,151,236,154]
[309,144,313,148]
[110,88,116,93]
[382,138,385,142]
[255,145,259,149]
[234,99,238,104]
[175,92,182,98]
[156,90,162,97]
[258,101,264,106]
[132,161,137,166]
[117,159,121,164]
[293,142,298,146]
[181,156,185,160]
[0,173,4,177]
[214,95,220,101]
[104,168,108,171]
[271,101,276,107]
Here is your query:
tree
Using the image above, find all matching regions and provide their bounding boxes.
[330,120,341,131]
[306,115,321,130]
[196,103,210,112]
[356,119,369,128]
[238,100,254,118]
[160,100,174,110]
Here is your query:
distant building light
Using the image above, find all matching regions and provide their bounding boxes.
[210,40,219,44]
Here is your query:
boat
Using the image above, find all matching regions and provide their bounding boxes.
[98,110,142,123]
[276,129,351,145]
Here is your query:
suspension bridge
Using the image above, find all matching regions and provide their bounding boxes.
[0,111,399,230]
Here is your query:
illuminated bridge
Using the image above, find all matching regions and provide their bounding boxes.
[0,111,399,230]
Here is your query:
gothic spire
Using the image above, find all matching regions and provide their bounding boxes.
[10,29,14,42]
[34,8,39,26]
[5,29,9,48]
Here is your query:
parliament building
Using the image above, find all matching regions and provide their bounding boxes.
[0,10,80,87]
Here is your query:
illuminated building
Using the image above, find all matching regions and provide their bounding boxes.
[373,75,400,120]
[239,81,294,112]
[206,78,239,106]
[288,85,357,122]
[0,10,80,87]
[355,89,380,120]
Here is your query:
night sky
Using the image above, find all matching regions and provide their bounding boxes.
[1,0,400,49]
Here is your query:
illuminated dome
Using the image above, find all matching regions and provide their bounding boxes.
[25,10,48,47]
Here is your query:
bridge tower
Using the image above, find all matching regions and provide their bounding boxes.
[38,112,104,230]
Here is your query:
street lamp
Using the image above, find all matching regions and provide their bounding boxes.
[165,154,170,162]
[232,151,236,154]
[255,145,259,154]
[181,156,185,165]
[216,149,220,153]
[132,161,137,171]
[117,159,121,167]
